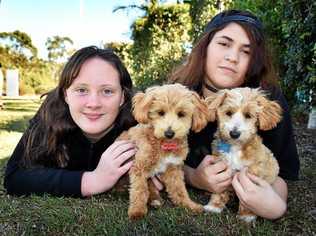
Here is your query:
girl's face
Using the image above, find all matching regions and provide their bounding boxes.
[65,57,124,141]
[204,23,251,89]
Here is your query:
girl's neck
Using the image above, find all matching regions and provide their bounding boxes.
[202,81,219,98]
[83,124,115,143]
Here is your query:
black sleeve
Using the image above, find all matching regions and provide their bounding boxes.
[259,88,300,180]
[4,132,84,197]
[185,123,217,168]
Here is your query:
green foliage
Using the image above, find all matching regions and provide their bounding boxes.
[105,41,134,78]
[45,36,74,62]
[281,0,316,108]
[0,30,38,58]
[19,59,57,95]
[230,0,316,109]
[124,2,192,89]
[188,0,232,42]
[0,31,68,95]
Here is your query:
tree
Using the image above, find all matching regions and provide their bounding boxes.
[188,0,232,42]
[0,30,38,62]
[231,0,316,111]
[45,36,74,62]
[114,1,192,89]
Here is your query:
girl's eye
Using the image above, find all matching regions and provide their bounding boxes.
[242,50,250,55]
[218,42,228,47]
[76,88,87,94]
[103,89,113,95]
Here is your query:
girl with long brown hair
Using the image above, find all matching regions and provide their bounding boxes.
[169,10,299,220]
[4,46,137,197]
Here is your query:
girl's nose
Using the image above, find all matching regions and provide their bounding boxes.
[86,93,101,108]
[224,49,239,63]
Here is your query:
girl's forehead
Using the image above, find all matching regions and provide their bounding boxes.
[213,23,250,45]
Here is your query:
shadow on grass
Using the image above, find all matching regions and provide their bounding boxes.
[0,115,33,133]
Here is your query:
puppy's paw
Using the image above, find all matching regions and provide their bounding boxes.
[204,204,223,213]
[238,214,257,223]
[150,199,163,208]
[128,207,147,220]
[187,202,203,213]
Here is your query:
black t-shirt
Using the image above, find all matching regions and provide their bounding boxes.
[185,87,300,180]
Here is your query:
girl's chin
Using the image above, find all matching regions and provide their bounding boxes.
[214,78,243,89]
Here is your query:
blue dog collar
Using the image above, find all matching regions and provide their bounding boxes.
[217,140,231,153]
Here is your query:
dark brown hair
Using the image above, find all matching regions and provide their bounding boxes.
[23,46,136,167]
[168,10,278,95]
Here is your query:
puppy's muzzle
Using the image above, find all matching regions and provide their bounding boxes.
[164,127,175,139]
[229,129,241,139]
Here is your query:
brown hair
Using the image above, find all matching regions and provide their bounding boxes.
[23,46,136,167]
[168,10,278,95]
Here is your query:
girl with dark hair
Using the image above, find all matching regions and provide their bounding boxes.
[169,10,299,219]
[4,46,138,197]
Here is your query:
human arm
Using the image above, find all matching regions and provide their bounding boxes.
[184,155,233,193]
[4,134,84,197]
[232,168,287,219]
[4,135,136,197]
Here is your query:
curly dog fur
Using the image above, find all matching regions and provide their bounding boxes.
[204,87,282,222]
[119,83,209,220]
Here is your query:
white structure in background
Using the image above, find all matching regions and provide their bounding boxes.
[307,108,316,129]
[0,69,3,96]
[6,69,19,97]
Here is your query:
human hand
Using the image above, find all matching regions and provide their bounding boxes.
[232,168,287,219]
[81,140,137,196]
[191,155,233,193]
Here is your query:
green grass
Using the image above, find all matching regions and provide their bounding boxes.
[0,97,315,235]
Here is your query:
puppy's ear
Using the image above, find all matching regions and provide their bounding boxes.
[205,91,227,122]
[132,92,153,124]
[256,96,283,130]
[191,92,209,132]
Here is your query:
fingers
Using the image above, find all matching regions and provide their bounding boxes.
[118,160,134,175]
[108,140,136,154]
[106,140,137,159]
[217,177,232,189]
[211,161,228,174]
[214,166,232,182]
[232,173,245,196]
[237,168,255,189]
[199,155,214,167]
[115,148,137,166]
[151,176,164,191]
[247,173,268,187]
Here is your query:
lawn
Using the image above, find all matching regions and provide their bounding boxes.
[0,97,315,235]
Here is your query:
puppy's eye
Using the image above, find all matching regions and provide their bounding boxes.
[225,111,233,117]
[245,112,251,119]
[158,110,165,116]
[177,111,186,118]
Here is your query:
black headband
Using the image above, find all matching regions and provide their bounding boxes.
[204,14,263,34]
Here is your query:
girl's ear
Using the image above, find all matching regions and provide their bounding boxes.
[132,92,154,124]
[191,92,209,132]
[256,96,283,130]
[64,92,69,105]
[205,91,227,122]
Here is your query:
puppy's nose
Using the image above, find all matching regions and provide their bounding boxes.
[164,127,175,139]
[229,129,241,139]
